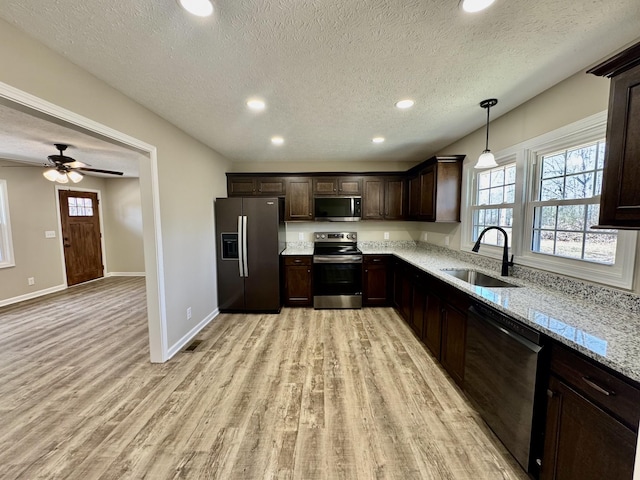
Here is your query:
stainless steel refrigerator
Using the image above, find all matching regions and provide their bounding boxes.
[215,197,285,312]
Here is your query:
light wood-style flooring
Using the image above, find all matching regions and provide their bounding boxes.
[0,277,527,479]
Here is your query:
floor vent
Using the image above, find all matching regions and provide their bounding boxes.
[184,339,202,352]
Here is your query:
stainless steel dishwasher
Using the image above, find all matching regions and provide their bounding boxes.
[465,301,545,473]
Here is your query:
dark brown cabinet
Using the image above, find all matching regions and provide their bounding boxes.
[440,301,467,387]
[422,287,442,360]
[285,177,313,221]
[392,260,413,322]
[588,42,640,228]
[410,272,427,338]
[362,176,405,220]
[541,344,639,480]
[407,155,464,222]
[313,176,361,195]
[282,256,313,306]
[227,175,286,197]
[363,255,390,306]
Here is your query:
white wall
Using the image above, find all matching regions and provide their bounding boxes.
[0,19,231,352]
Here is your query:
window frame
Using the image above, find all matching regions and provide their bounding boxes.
[0,179,15,269]
[461,111,637,290]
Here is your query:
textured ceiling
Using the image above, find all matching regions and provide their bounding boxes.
[0,0,639,166]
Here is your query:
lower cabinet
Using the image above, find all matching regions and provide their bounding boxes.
[282,256,312,307]
[422,288,442,360]
[541,344,639,480]
[440,301,467,387]
[363,255,391,306]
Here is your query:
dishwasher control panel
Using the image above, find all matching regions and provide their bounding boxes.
[469,301,541,345]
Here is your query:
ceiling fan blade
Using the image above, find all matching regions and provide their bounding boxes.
[78,167,124,176]
[67,161,88,168]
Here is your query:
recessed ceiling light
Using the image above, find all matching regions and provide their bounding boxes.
[247,99,266,111]
[178,0,214,17]
[271,136,284,145]
[461,0,495,13]
[395,99,415,109]
[372,137,385,144]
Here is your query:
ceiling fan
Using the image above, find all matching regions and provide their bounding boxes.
[42,143,124,184]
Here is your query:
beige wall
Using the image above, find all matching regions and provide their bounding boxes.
[0,19,231,348]
[230,159,417,173]
[103,177,145,274]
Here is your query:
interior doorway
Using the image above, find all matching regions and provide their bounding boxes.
[58,189,104,286]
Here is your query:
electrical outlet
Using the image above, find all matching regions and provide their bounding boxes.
[45,230,56,238]
[383,232,389,240]
[444,236,450,247]
[27,277,35,286]
[422,232,428,241]
[298,232,304,241]
[186,307,192,320]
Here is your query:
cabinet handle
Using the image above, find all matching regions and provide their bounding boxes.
[582,376,615,396]
[546,389,555,398]
[307,269,311,273]
[365,269,368,273]
[373,258,381,262]
[294,259,302,263]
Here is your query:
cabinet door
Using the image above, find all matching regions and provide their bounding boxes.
[422,290,442,359]
[228,176,256,196]
[411,276,426,337]
[385,178,406,220]
[338,177,362,195]
[313,177,338,195]
[408,176,421,219]
[283,257,312,306]
[363,256,389,306]
[419,164,436,220]
[441,303,466,386]
[599,66,640,227]
[256,177,286,196]
[541,376,637,480]
[285,178,313,221]
[362,177,385,220]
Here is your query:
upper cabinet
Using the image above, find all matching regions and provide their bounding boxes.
[313,176,362,195]
[362,176,406,220]
[285,177,313,221]
[588,42,640,228]
[407,155,464,222]
[227,175,286,197]
[225,155,464,223]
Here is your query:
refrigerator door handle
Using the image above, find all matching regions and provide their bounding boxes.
[242,215,249,277]
[237,215,244,277]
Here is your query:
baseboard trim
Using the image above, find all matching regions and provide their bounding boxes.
[106,272,146,277]
[0,284,67,307]
[166,308,220,359]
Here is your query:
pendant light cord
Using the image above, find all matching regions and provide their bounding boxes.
[484,104,491,152]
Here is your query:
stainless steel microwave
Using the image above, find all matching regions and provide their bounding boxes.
[314,197,361,221]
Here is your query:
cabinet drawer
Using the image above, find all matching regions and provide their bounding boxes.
[363,255,389,265]
[283,256,312,266]
[551,344,640,430]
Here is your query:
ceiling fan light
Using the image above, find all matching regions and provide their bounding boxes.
[178,0,213,17]
[43,168,59,181]
[56,171,69,183]
[461,0,495,13]
[67,170,83,183]
[475,150,498,169]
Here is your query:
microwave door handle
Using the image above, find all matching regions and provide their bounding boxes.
[242,215,248,277]
[237,215,244,277]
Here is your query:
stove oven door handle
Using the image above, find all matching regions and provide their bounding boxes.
[313,255,363,264]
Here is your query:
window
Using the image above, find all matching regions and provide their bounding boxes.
[68,196,94,217]
[472,163,516,247]
[463,112,637,289]
[0,179,15,268]
[531,140,616,264]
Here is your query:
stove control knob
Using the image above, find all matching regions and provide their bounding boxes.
[321,234,325,239]
[346,234,351,239]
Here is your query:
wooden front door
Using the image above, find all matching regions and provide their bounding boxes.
[59,190,104,286]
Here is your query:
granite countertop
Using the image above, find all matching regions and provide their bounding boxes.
[281,243,640,383]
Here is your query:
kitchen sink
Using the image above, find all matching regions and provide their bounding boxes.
[441,269,519,288]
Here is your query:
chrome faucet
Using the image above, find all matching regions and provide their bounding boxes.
[472,226,514,276]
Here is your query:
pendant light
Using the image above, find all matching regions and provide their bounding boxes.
[474,98,499,169]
